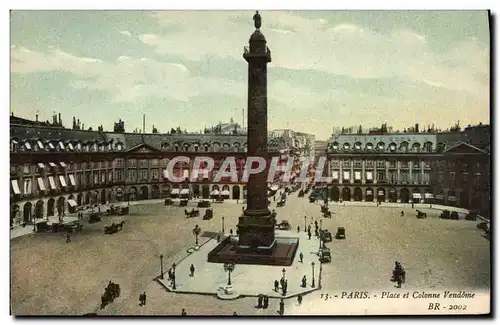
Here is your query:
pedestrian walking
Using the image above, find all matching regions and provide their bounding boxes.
[142,292,146,306]
[298,294,303,305]
[274,279,279,291]
[308,231,311,240]
[279,298,285,315]
[139,293,143,306]
[299,252,303,263]
[190,264,195,277]
[297,226,300,233]
[230,229,233,235]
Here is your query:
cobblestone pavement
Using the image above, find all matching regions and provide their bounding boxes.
[11,194,490,315]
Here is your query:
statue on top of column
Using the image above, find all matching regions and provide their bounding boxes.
[253,10,262,29]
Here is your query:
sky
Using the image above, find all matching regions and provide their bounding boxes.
[10,10,490,140]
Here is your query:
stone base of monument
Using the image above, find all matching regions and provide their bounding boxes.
[207,236,299,266]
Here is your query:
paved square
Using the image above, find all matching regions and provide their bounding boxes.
[11,195,490,315]
[157,230,320,299]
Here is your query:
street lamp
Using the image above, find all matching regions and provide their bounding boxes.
[193,224,201,245]
[172,262,177,289]
[224,263,236,285]
[282,268,286,280]
[304,216,307,232]
[222,217,225,233]
[319,262,323,287]
[159,254,164,279]
[311,262,316,288]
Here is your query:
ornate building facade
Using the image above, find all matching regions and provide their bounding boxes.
[326,127,490,216]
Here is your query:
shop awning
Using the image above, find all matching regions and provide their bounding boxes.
[37,163,46,169]
[69,174,76,186]
[67,199,78,207]
[171,188,180,195]
[180,188,190,195]
[211,190,220,195]
[412,193,422,199]
[49,162,57,167]
[68,143,74,150]
[424,193,433,199]
[60,162,67,167]
[48,176,56,190]
[378,190,385,196]
[37,140,44,149]
[37,177,46,191]
[366,172,373,180]
[366,190,373,195]
[59,175,67,187]
[48,142,55,149]
[221,190,230,196]
[448,196,457,201]
[11,180,21,194]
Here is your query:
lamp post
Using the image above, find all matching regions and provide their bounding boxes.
[159,254,164,279]
[318,262,323,287]
[282,268,286,280]
[224,263,236,285]
[311,262,315,288]
[193,224,201,245]
[304,216,307,232]
[222,217,225,233]
[172,262,177,289]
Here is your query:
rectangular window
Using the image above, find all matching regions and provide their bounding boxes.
[141,169,148,181]
[400,171,408,183]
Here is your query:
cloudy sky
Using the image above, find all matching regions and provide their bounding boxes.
[10,10,489,140]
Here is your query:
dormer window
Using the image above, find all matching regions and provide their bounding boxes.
[116,143,123,151]
[332,142,339,150]
[400,142,409,152]
[366,143,373,150]
[377,142,385,151]
[24,141,32,150]
[174,143,179,152]
[48,142,55,150]
[76,142,82,151]
[37,140,44,150]
[58,141,65,150]
[67,142,74,151]
[343,143,350,150]
[411,143,421,152]
[436,142,446,152]
[10,139,18,152]
[423,142,433,152]
[389,143,397,152]
[354,142,361,150]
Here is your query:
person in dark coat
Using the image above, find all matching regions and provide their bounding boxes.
[230,229,233,235]
[299,252,304,263]
[139,293,144,306]
[279,298,285,315]
[302,275,307,288]
[308,231,311,240]
[257,295,263,308]
[297,226,300,233]
[142,292,146,306]
[298,294,303,305]
[274,279,279,291]
[263,296,269,309]
[190,264,195,277]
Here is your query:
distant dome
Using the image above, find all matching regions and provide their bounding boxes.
[249,30,266,42]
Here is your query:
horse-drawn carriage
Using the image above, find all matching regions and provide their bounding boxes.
[100,281,120,309]
[276,220,291,230]
[198,200,211,208]
[298,189,305,197]
[276,200,286,207]
[164,198,174,206]
[319,247,331,263]
[416,210,427,219]
[214,197,224,204]
[66,222,84,233]
[202,208,213,220]
[440,210,458,220]
[185,208,200,218]
[319,229,333,242]
[391,263,406,288]
[104,221,125,235]
[180,200,189,207]
[89,212,102,224]
[334,227,345,240]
